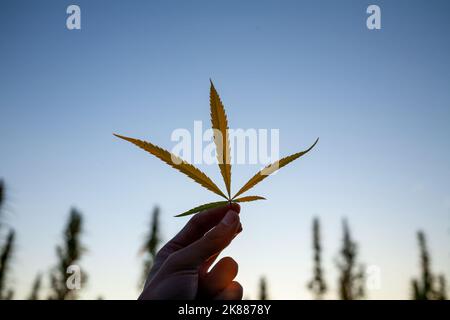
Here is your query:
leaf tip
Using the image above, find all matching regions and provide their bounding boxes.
[113,133,134,145]
[307,137,320,152]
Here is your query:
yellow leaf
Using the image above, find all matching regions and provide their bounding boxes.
[232,138,319,199]
[210,80,232,199]
[233,196,266,203]
[116,83,319,218]
[114,134,227,199]
[175,201,229,217]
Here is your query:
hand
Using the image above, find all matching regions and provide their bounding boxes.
[139,203,243,300]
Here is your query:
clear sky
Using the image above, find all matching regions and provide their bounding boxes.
[1,0,449,299]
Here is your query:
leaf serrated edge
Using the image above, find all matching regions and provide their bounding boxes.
[232,138,319,199]
[210,80,232,199]
[114,134,227,199]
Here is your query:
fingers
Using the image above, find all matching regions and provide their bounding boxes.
[169,209,241,268]
[199,257,238,297]
[149,203,240,278]
[175,202,240,247]
[160,203,240,255]
[214,281,243,300]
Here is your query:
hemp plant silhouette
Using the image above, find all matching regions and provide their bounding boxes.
[115,81,318,217]
[28,273,42,300]
[49,208,86,300]
[411,231,448,300]
[308,217,327,299]
[140,206,161,288]
[0,179,16,300]
[336,219,365,300]
[258,276,269,300]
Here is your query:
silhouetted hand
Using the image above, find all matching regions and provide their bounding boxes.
[139,203,243,300]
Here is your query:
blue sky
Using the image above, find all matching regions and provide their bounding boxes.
[1,0,449,299]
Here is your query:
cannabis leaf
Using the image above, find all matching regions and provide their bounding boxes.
[231,138,319,200]
[210,80,232,198]
[113,134,227,199]
[115,81,318,217]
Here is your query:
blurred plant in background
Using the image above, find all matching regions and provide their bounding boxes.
[335,219,365,300]
[0,231,15,300]
[0,179,16,300]
[139,206,162,288]
[307,217,327,299]
[258,276,269,300]
[49,208,86,300]
[28,273,42,300]
[411,231,448,300]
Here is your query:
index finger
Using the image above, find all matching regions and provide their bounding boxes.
[171,202,240,249]
[151,203,240,270]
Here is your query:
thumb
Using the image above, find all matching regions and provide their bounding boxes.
[171,210,240,268]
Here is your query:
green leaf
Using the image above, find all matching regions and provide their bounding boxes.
[175,201,229,217]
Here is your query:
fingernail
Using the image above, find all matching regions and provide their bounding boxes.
[229,202,241,214]
[222,210,238,226]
